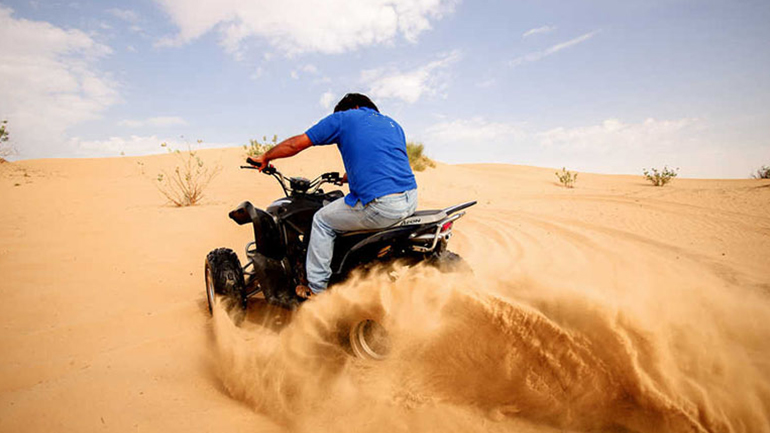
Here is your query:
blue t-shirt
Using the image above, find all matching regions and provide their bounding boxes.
[305,107,417,206]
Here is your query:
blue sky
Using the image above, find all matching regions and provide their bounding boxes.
[1,0,768,178]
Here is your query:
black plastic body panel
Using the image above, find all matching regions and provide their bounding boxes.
[229,201,284,260]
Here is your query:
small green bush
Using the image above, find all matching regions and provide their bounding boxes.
[406,142,435,172]
[643,166,678,186]
[244,135,277,157]
[555,167,578,188]
[751,165,770,179]
[156,141,221,207]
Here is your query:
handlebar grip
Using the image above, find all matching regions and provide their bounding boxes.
[245,157,276,174]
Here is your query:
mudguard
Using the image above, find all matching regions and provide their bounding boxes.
[333,225,416,273]
[229,201,285,260]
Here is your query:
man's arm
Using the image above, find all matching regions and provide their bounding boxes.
[250,134,313,170]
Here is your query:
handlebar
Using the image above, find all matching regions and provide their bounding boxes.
[244,157,276,175]
[241,157,343,196]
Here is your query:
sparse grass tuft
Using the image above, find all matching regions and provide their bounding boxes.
[156,141,221,207]
[643,166,678,186]
[751,165,770,179]
[244,135,277,157]
[555,167,578,188]
[406,142,436,172]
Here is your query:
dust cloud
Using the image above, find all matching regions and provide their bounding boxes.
[209,250,770,433]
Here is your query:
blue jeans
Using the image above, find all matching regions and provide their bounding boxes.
[305,189,418,294]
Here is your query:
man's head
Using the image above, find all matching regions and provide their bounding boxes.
[334,93,379,113]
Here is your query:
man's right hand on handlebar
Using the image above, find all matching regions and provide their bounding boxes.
[248,154,269,172]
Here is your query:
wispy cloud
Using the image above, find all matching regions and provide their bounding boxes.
[522,25,556,38]
[422,115,718,175]
[107,8,139,23]
[319,91,336,110]
[118,116,188,128]
[71,135,234,157]
[290,63,319,80]
[363,50,461,103]
[511,30,601,67]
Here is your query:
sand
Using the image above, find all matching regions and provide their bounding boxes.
[1,146,769,432]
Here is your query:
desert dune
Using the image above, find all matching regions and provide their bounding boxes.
[1,145,769,432]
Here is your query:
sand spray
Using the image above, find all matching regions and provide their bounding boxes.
[209,239,770,433]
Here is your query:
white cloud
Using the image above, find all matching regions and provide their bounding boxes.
[72,135,166,156]
[535,118,696,152]
[118,116,188,128]
[522,25,556,38]
[319,91,336,110]
[475,78,496,88]
[420,116,761,177]
[250,66,264,80]
[71,135,234,157]
[364,50,461,103]
[425,117,526,144]
[0,6,119,158]
[511,30,600,67]
[107,8,139,23]
[153,0,456,56]
[290,63,320,80]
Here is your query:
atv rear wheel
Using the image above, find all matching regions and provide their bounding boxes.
[205,248,247,315]
[428,250,471,273]
[348,319,391,360]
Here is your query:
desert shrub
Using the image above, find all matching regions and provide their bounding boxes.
[555,167,578,188]
[156,141,221,207]
[751,165,770,179]
[0,119,13,161]
[244,135,277,157]
[406,142,436,172]
[643,166,678,186]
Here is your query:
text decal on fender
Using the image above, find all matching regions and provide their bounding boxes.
[400,218,422,226]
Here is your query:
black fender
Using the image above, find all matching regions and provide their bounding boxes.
[334,225,416,274]
[229,201,285,260]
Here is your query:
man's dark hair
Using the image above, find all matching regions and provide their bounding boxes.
[334,93,379,113]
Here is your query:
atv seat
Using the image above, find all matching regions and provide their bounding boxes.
[338,201,476,238]
[338,209,447,239]
[391,209,447,227]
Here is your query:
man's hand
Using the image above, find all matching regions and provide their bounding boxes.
[249,134,313,172]
[250,154,269,172]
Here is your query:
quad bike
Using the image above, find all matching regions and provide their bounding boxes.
[205,157,475,359]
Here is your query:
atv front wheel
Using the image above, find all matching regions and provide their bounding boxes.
[205,248,247,315]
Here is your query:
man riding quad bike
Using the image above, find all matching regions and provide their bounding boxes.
[204,93,474,358]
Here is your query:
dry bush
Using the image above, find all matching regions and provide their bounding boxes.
[0,120,13,162]
[244,135,277,157]
[156,141,221,206]
[751,165,770,179]
[643,166,678,186]
[555,167,578,188]
[406,142,436,172]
